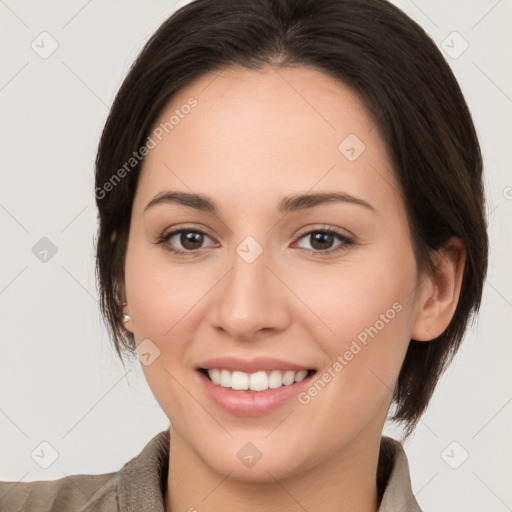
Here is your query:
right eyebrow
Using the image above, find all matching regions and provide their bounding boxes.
[144,191,217,214]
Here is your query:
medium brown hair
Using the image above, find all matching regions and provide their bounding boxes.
[94,0,488,434]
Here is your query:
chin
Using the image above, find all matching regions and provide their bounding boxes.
[193,437,311,483]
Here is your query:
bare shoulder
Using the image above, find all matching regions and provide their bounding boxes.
[0,471,118,512]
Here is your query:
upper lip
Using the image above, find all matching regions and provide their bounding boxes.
[196,356,315,374]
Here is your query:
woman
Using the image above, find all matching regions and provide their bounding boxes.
[0,0,488,510]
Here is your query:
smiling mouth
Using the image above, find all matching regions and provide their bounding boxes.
[198,368,317,392]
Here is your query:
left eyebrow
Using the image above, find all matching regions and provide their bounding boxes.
[143,190,376,215]
[278,192,376,214]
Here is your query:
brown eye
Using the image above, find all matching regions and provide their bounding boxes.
[309,232,335,251]
[157,229,215,255]
[177,231,205,250]
[295,229,354,255]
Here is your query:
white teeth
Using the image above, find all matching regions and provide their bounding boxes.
[294,370,308,383]
[231,371,249,390]
[249,371,268,391]
[268,370,283,389]
[282,370,295,386]
[220,369,231,387]
[209,368,221,385]
[206,368,311,391]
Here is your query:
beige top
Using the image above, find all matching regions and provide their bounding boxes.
[0,429,422,511]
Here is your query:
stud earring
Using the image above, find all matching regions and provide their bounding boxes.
[120,302,131,323]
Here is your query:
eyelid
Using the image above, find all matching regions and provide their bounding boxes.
[159,224,217,248]
[293,224,355,241]
[161,223,216,240]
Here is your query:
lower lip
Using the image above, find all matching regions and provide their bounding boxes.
[196,370,315,417]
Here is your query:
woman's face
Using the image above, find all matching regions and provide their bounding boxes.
[123,65,427,480]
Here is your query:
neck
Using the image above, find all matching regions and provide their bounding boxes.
[164,427,383,512]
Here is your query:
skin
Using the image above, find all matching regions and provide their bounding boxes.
[120,65,465,512]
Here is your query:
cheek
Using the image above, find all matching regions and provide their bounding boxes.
[295,249,415,337]
[125,230,199,336]
[293,249,417,395]
[123,240,213,417]
[287,276,415,444]
[124,236,220,374]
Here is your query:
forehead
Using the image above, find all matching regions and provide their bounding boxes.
[136,65,402,216]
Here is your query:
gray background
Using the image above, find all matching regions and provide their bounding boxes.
[0,1,511,510]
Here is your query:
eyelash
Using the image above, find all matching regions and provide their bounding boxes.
[155,226,354,257]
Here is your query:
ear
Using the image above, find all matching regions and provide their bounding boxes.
[411,237,466,342]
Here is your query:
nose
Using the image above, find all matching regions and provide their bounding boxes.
[208,243,291,341]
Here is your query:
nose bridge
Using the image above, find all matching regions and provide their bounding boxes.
[209,233,289,339]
